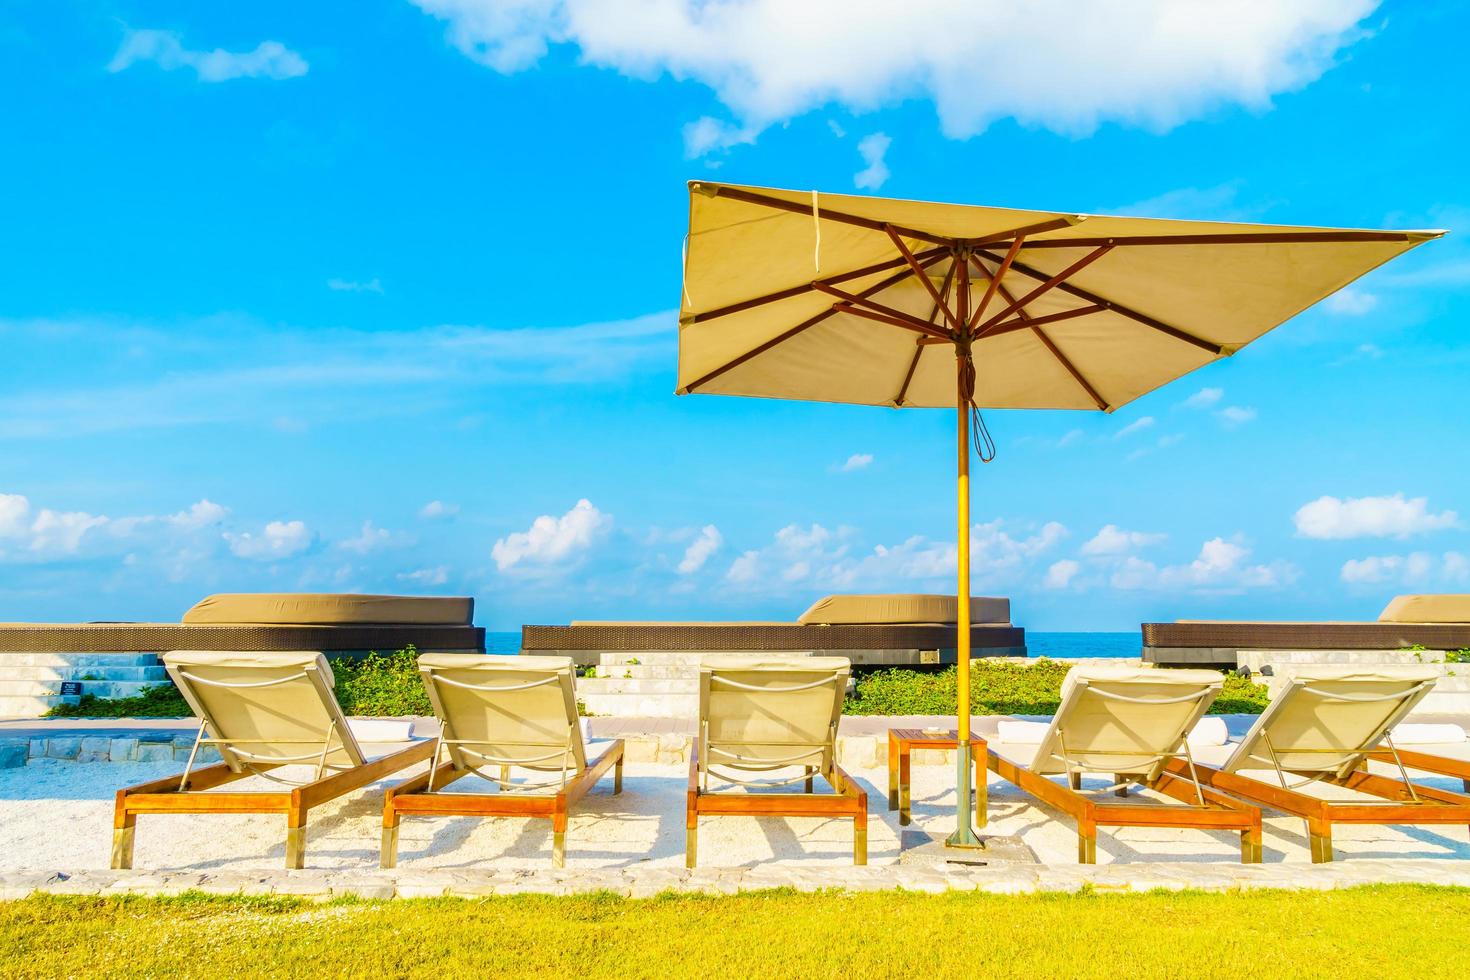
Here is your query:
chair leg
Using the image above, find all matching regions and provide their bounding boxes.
[974,752,988,829]
[111,809,136,870]
[805,767,814,794]
[552,797,569,868]
[285,805,308,870]
[381,808,401,870]
[1068,770,1082,791]
[1241,827,1262,864]
[854,815,867,866]
[614,754,624,794]
[1078,822,1097,864]
[887,736,900,811]
[685,818,698,869]
[1309,828,1333,864]
[898,749,912,826]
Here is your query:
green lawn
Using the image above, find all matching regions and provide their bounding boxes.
[2,887,1464,978]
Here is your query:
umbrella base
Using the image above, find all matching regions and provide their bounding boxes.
[900,830,1037,867]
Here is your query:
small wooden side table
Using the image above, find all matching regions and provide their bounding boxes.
[887,728,987,827]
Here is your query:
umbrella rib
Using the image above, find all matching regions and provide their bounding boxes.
[895,261,957,406]
[697,184,955,246]
[968,235,1024,331]
[686,247,947,324]
[1030,325,1109,411]
[975,245,1113,332]
[884,226,964,333]
[832,302,952,340]
[977,304,1108,339]
[679,262,929,394]
[1011,230,1434,248]
[976,250,1225,356]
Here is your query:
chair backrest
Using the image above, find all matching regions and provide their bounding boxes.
[1030,666,1223,779]
[698,655,849,775]
[417,654,585,773]
[1223,665,1439,777]
[163,651,365,772]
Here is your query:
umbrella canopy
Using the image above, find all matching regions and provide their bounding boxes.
[675,180,1442,847]
[678,183,1439,410]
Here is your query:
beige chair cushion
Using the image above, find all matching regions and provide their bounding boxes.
[1378,594,1470,624]
[163,651,364,771]
[1224,665,1439,776]
[699,655,849,772]
[416,654,586,773]
[182,593,473,626]
[796,594,1010,625]
[1029,667,1224,779]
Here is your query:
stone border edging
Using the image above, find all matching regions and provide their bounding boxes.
[4,859,1469,901]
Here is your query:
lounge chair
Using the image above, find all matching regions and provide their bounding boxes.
[1366,723,1470,793]
[686,655,866,867]
[380,654,624,869]
[1170,665,1470,862]
[112,651,435,870]
[984,666,1263,864]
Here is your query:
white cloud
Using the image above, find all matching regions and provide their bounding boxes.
[1115,182,1268,222]
[677,524,723,574]
[682,116,758,157]
[398,566,450,587]
[723,518,1065,593]
[1446,552,1470,582]
[0,495,31,537]
[1324,288,1378,315]
[726,550,761,584]
[1109,537,1290,593]
[1081,524,1165,556]
[225,520,313,561]
[492,498,611,571]
[1056,429,1084,448]
[839,453,874,472]
[1294,493,1460,540]
[419,500,460,519]
[1181,387,1223,409]
[168,500,229,530]
[108,29,308,82]
[327,278,384,294]
[412,1,1376,151]
[1216,405,1257,427]
[1114,416,1155,439]
[28,509,109,556]
[853,133,891,190]
[1340,552,1428,585]
[338,521,413,555]
[0,311,676,440]
[1043,559,1081,590]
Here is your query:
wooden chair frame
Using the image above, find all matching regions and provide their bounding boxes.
[685,736,867,867]
[1171,750,1470,863]
[1367,746,1470,793]
[112,739,434,870]
[380,739,624,868]
[988,746,1262,864]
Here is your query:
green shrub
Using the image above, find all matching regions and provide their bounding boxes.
[45,683,190,719]
[844,660,1268,715]
[331,646,433,716]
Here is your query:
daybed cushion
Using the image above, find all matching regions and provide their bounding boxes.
[1378,594,1470,624]
[183,593,474,626]
[796,594,1010,626]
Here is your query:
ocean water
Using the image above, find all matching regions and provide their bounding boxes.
[484,630,1139,659]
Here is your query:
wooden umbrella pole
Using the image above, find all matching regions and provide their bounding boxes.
[946,315,981,852]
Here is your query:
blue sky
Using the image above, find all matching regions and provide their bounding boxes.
[0,1,1467,631]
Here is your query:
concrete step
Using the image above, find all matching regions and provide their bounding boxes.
[0,666,168,683]
[588,665,696,680]
[1238,649,1444,670]
[0,680,162,699]
[596,651,817,668]
[0,652,162,668]
[577,678,698,696]
[578,693,699,718]
[0,695,66,717]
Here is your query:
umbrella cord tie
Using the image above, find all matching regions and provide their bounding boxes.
[958,353,997,463]
[971,404,996,463]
